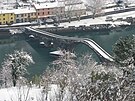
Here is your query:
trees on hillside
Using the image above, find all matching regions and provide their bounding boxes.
[1,48,135,100]
[0,50,34,87]
[113,35,135,66]
[41,53,135,101]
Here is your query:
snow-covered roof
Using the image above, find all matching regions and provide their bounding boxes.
[65,3,86,11]
[0,9,14,14]
[65,0,82,5]
[0,0,16,3]
[32,0,50,3]
[0,7,36,14]
[14,7,36,14]
[33,1,64,9]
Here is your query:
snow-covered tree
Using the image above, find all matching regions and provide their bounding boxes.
[41,53,135,101]
[85,0,105,18]
[113,35,135,66]
[41,52,78,101]
[0,50,34,87]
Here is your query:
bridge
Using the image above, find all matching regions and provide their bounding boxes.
[25,27,114,62]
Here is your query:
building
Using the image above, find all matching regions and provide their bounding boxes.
[0,0,87,25]
[64,0,86,19]
[33,1,65,22]
[65,3,86,18]
[14,7,37,23]
[0,10,15,25]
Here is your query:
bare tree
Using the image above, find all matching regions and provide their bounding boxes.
[0,50,34,87]
[63,0,85,22]
[85,0,105,19]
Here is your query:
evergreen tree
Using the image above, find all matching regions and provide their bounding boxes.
[113,35,135,66]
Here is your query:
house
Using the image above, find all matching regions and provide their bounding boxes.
[64,0,86,19]
[0,10,15,25]
[33,1,65,22]
[14,7,37,23]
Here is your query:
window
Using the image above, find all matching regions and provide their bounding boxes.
[43,12,44,15]
[11,13,13,15]
[3,18,5,20]
[21,14,23,17]
[25,18,27,22]
[11,17,13,19]
[3,14,5,16]
[38,13,40,15]
[48,12,50,14]
[31,13,33,16]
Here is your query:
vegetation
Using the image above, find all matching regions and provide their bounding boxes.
[40,54,135,101]
[113,35,135,66]
[85,0,105,18]
[1,34,135,100]
[0,50,34,87]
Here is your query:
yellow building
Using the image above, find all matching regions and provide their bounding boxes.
[0,10,15,25]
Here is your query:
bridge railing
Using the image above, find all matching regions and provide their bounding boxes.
[82,38,114,61]
[26,27,81,41]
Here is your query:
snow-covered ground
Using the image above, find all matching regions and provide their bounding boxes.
[34,10,134,29]
[0,86,42,101]
[0,85,59,101]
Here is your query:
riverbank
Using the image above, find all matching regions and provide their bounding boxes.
[1,7,135,35]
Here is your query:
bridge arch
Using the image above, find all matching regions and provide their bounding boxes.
[25,27,114,62]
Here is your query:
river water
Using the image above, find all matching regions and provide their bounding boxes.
[0,25,134,77]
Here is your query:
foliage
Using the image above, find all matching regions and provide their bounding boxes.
[0,50,34,87]
[41,53,135,101]
[31,75,41,88]
[113,35,135,66]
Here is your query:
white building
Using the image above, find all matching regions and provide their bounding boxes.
[65,3,86,18]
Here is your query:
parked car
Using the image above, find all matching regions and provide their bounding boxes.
[46,18,54,24]
[105,16,113,21]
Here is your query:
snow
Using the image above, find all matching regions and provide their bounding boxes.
[0,9,14,14]
[0,7,36,14]
[40,41,45,45]
[0,86,42,101]
[50,50,76,58]
[65,3,86,11]
[58,16,130,28]
[14,7,36,14]
[50,50,65,56]
[0,85,62,101]
[84,40,114,61]
[33,1,64,9]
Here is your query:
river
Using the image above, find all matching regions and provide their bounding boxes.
[0,25,134,77]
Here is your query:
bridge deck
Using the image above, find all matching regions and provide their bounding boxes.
[26,27,114,62]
